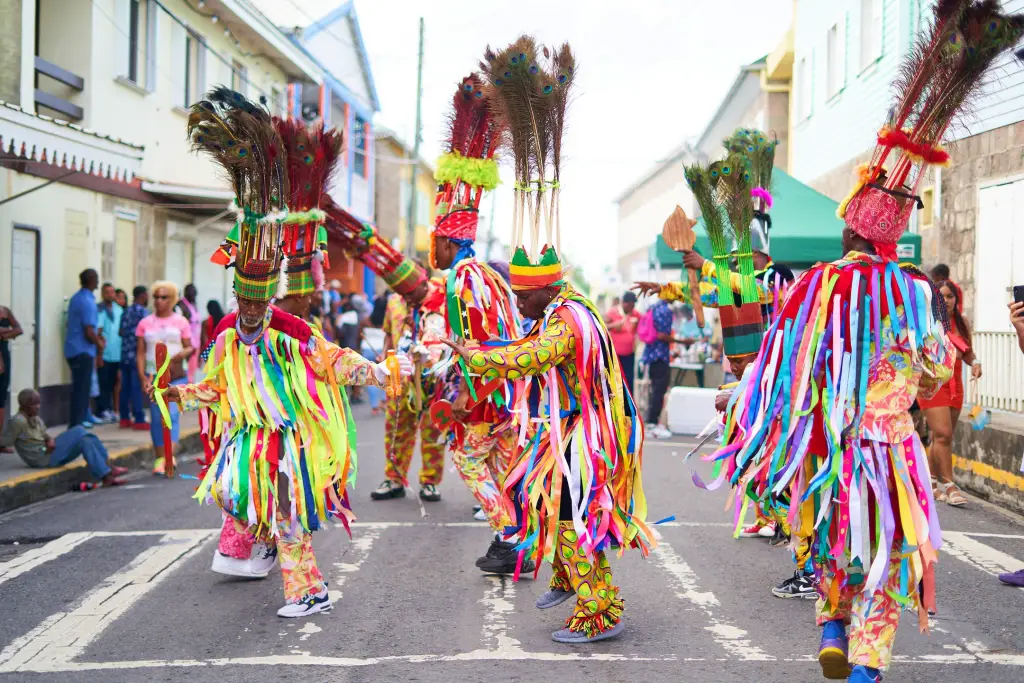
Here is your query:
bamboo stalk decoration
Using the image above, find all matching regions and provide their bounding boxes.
[661,205,705,328]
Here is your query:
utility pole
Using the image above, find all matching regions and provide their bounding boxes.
[405,17,425,257]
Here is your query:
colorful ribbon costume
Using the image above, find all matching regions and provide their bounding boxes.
[715,3,1023,675]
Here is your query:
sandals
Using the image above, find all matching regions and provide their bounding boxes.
[938,480,969,507]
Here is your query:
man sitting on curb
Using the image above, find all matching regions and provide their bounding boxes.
[0,389,128,486]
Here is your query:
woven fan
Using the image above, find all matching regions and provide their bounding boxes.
[662,205,704,328]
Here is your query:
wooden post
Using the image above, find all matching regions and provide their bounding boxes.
[154,342,174,478]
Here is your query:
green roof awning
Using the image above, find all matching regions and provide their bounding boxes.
[648,169,922,270]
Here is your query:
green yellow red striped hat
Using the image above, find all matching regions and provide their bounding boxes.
[509,245,564,292]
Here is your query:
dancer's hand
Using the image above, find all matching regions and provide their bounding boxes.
[682,250,705,270]
[395,353,414,378]
[630,281,662,298]
[714,390,732,412]
[442,339,473,362]
[147,384,180,403]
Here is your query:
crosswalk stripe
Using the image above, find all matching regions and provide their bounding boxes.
[650,534,773,661]
[479,575,521,654]
[942,531,1024,578]
[0,532,95,586]
[0,530,214,673]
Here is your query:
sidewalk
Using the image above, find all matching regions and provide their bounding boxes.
[0,413,201,514]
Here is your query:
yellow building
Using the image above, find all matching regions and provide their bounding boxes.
[373,128,436,263]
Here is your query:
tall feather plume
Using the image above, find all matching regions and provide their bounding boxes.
[275,118,344,213]
[724,128,776,198]
[874,0,1024,192]
[438,74,505,216]
[481,36,574,259]
[188,86,287,215]
[685,161,733,308]
[717,153,760,303]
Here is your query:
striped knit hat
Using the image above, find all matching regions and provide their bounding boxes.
[509,245,563,292]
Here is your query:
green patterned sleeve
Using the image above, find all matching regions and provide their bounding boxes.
[467,314,576,380]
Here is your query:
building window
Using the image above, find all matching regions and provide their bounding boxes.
[183,32,204,108]
[797,56,810,120]
[861,0,883,70]
[827,19,845,98]
[353,116,367,177]
[919,187,934,230]
[116,0,154,89]
[271,87,283,116]
[231,60,248,96]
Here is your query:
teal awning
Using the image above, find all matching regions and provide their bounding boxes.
[648,169,922,269]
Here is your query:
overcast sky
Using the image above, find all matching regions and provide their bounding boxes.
[253,0,794,283]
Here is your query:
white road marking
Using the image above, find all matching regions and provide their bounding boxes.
[0,532,95,586]
[477,575,521,655]
[0,529,214,673]
[327,525,383,604]
[296,622,321,642]
[943,531,1024,578]
[650,533,772,661]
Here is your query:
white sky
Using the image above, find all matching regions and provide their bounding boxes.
[253,0,794,283]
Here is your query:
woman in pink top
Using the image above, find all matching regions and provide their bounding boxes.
[136,281,194,474]
[605,291,641,395]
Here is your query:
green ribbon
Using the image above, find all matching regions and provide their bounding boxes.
[152,351,173,430]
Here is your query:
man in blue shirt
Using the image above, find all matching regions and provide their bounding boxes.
[118,285,149,428]
[96,282,123,423]
[641,298,677,439]
[65,269,102,427]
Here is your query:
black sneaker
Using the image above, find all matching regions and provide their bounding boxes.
[476,536,536,575]
[370,480,406,500]
[419,484,441,502]
[772,571,816,599]
[768,525,791,547]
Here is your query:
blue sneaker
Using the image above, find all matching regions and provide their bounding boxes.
[848,665,882,682]
[81,421,94,430]
[819,620,851,680]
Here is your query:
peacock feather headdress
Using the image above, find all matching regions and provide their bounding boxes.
[188,87,288,302]
[841,0,1024,254]
[433,74,504,245]
[724,128,777,255]
[479,36,575,290]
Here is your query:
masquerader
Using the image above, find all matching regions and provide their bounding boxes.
[429,72,528,574]
[320,201,450,505]
[207,118,343,581]
[446,37,654,645]
[158,88,413,619]
[714,4,1022,680]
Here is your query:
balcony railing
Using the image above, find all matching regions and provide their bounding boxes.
[34,56,84,121]
[971,331,1024,413]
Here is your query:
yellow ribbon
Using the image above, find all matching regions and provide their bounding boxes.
[152,351,173,429]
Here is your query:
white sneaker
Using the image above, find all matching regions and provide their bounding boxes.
[651,425,673,440]
[249,542,278,577]
[757,521,778,539]
[473,508,488,521]
[211,550,258,578]
[276,588,332,618]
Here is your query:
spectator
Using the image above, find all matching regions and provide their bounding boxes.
[488,259,511,285]
[360,322,387,416]
[200,300,226,351]
[177,284,201,382]
[0,389,127,486]
[931,263,950,282]
[336,300,361,351]
[136,281,194,475]
[369,293,387,328]
[1001,300,1024,587]
[605,291,641,395]
[119,286,149,430]
[921,280,978,508]
[96,283,123,423]
[114,288,128,309]
[0,304,24,452]
[112,289,128,413]
[65,269,102,428]
[641,297,680,439]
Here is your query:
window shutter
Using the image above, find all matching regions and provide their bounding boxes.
[838,11,847,89]
[170,21,187,108]
[113,0,131,78]
[196,38,207,96]
[873,0,884,60]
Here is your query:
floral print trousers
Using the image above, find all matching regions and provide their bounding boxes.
[384,396,444,487]
[452,423,514,532]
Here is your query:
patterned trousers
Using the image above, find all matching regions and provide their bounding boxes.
[384,395,444,487]
[549,521,624,637]
[217,512,325,603]
[452,422,514,532]
[815,543,905,671]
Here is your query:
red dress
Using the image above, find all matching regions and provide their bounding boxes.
[917,357,963,411]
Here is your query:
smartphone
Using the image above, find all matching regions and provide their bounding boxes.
[1015,285,1024,305]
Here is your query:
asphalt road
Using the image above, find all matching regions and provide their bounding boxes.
[0,403,1022,682]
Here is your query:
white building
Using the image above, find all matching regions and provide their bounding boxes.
[0,0,375,423]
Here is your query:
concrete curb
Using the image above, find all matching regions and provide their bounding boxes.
[0,428,202,514]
